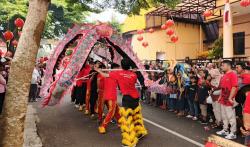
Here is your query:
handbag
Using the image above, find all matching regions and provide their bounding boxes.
[206,95,213,104]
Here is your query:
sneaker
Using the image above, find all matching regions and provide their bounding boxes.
[192,117,198,121]
[200,120,208,125]
[75,104,79,108]
[78,106,83,111]
[98,126,106,134]
[225,133,236,140]
[216,130,229,136]
[186,115,193,118]
[110,119,116,124]
[84,110,89,115]
[90,114,96,119]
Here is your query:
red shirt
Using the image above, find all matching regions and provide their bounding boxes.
[241,73,250,85]
[98,74,105,93]
[76,65,91,86]
[109,70,139,99]
[244,92,250,114]
[219,71,238,106]
[76,69,85,86]
[103,77,118,101]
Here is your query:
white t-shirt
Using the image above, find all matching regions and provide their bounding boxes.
[31,68,40,84]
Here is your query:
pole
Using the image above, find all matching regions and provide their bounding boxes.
[223,0,234,58]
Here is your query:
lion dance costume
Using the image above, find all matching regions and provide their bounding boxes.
[96,59,148,147]
[119,104,148,147]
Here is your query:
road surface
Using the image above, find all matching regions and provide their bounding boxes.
[34,96,244,147]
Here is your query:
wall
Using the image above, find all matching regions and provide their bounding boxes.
[131,23,202,60]
[218,13,250,56]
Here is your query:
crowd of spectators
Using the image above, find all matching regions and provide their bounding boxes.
[0,53,46,115]
[143,59,250,145]
[0,55,11,115]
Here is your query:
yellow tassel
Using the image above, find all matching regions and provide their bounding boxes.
[122,133,133,142]
[119,107,126,115]
[123,109,133,117]
[118,117,126,124]
[130,131,136,139]
[122,139,132,146]
[134,119,143,125]
[133,114,143,120]
[121,125,130,133]
[134,105,141,114]
[127,116,133,125]
[131,138,138,147]
[136,130,148,136]
[134,125,145,132]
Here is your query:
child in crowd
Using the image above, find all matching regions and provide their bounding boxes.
[197,69,210,124]
[176,72,185,116]
[186,76,199,120]
[168,74,178,112]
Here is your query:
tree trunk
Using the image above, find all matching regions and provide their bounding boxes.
[0,0,50,146]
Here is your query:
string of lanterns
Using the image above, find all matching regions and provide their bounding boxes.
[240,0,250,7]
[2,17,25,50]
[202,0,250,18]
[136,18,178,48]
[161,19,178,43]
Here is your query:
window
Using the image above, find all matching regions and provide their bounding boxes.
[233,32,245,55]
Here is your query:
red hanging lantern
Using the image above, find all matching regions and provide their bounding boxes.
[161,24,167,30]
[12,40,18,48]
[137,29,144,34]
[14,18,25,29]
[3,31,14,41]
[240,0,249,7]
[171,35,179,43]
[166,19,174,27]
[166,29,174,36]
[203,10,213,17]
[148,28,154,33]
[137,36,144,41]
[142,41,149,48]
[247,0,250,6]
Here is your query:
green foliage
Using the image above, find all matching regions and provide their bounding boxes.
[103,0,181,15]
[110,19,122,33]
[0,0,98,39]
[208,37,223,58]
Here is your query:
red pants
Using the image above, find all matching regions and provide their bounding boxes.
[101,100,120,128]
[85,89,90,111]
[97,92,104,120]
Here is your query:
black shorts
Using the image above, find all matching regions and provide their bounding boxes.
[122,95,139,110]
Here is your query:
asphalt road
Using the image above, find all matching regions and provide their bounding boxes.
[34,96,244,147]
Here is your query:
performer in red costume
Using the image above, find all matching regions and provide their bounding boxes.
[95,58,148,147]
[97,65,106,121]
[98,63,121,134]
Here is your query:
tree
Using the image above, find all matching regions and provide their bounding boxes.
[102,0,181,15]
[0,0,97,39]
[208,37,223,59]
[0,0,50,147]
